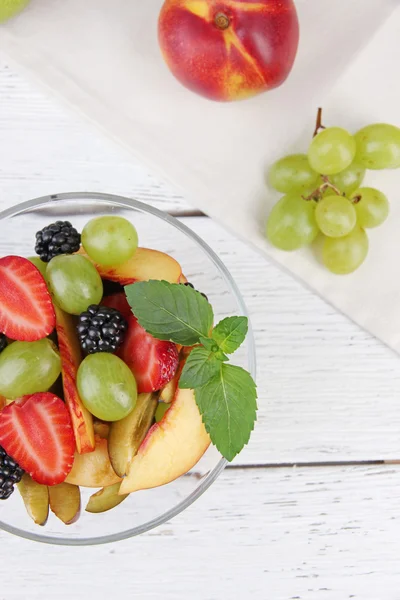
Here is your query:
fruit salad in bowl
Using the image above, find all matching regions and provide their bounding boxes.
[0,192,256,545]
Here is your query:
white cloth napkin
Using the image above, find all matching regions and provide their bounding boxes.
[1,0,400,351]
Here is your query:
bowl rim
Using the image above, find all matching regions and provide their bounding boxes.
[0,191,257,546]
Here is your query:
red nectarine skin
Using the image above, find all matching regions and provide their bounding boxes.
[55,307,95,455]
[158,0,299,101]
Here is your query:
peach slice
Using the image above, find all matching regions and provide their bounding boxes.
[159,378,176,403]
[108,393,157,478]
[49,482,81,525]
[78,247,182,285]
[86,482,128,514]
[66,436,120,488]
[178,273,188,284]
[55,306,95,454]
[119,388,210,494]
[17,474,49,526]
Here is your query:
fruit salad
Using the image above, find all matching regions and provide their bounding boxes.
[0,215,257,526]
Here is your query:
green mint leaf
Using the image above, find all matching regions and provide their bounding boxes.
[125,280,214,346]
[195,363,257,461]
[214,349,229,362]
[199,336,219,353]
[212,316,248,354]
[179,346,221,389]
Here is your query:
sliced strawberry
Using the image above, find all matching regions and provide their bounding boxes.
[0,256,55,341]
[119,315,179,394]
[0,393,75,485]
[101,293,132,321]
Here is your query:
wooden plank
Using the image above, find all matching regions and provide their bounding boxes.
[0,62,189,213]
[0,464,399,599]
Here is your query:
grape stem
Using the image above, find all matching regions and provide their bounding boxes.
[302,176,343,202]
[313,107,326,138]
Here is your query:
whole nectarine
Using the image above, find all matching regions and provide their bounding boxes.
[158,0,299,102]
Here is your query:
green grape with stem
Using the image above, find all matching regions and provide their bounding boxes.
[329,161,366,195]
[315,195,356,238]
[308,127,356,175]
[352,187,389,228]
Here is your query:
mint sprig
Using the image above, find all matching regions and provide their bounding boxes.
[125,280,257,461]
[125,280,213,346]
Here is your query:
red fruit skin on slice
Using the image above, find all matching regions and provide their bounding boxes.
[0,256,55,341]
[101,293,132,321]
[0,393,75,485]
[119,315,179,394]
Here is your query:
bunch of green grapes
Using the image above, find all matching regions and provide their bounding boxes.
[266,117,400,275]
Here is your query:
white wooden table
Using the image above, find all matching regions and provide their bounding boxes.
[1,60,400,600]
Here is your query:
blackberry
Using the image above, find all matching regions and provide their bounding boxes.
[183,281,208,301]
[0,334,6,354]
[0,446,24,500]
[77,304,128,354]
[35,221,81,263]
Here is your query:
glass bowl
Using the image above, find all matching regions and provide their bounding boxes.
[0,192,256,546]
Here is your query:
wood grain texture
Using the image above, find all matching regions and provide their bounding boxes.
[1,465,400,599]
[0,63,189,213]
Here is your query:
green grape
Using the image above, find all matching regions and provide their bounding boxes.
[355,123,400,169]
[77,354,137,421]
[308,127,356,175]
[268,154,319,193]
[28,256,48,279]
[352,187,389,228]
[322,227,369,275]
[82,216,138,267]
[0,339,61,399]
[47,254,103,315]
[329,161,365,195]
[266,194,318,251]
[315,195,356,238]
[155,402,171,423]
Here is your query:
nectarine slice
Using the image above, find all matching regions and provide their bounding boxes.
[17,474,49,526]
[55,306,95,454]
[108,392,157,477]
[79,247,182,285]
[49,482,81,525]
[66,436,120,488]
[119,388,210,494]
[86,482,128,514]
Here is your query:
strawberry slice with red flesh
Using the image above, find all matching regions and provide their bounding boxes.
[119,314,179,394]
[0,256,55,341]
[0,393,75,485]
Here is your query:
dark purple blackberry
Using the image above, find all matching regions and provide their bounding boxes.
[0,446,24,500]
[77,304,128,354]
[35,221,81,263]
[183,281,208,301]
[0,334,6,354]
